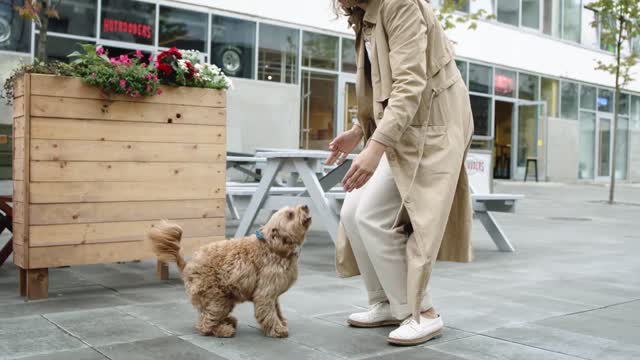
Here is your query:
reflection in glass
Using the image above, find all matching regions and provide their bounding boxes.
[211,15,256,79]
[580,85,596,110]
[617,93,629,116]
[598,118,611,177]
[36,35,94,63]
[597,89,613,113]
[615,117,628,179]
[303,32,338,70]
[517,105,538,168]
[258,24,299,84]
[562,0,581,42]
[47,0,97,37]
[631,96,640,130]
[518,73,539,101]
[522,0,540,29]
[578,111,595,179]
[469,63,492,94]
[159,6,207,51]
[561,82,579,120]
[101,0,156,45]
[301,71,337,150]
[497,0,519,26]
[541,78,559,117]
[0,1,31,52]
[543,0,561,37]
[341,38,356,73]
[470,95,491,137]
[456,60,467,85]
[494,68,516,97]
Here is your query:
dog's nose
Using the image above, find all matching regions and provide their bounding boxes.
[301,205,309,213]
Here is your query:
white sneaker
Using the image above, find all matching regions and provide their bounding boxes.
[348,302,401,328]
[387,315,444,346]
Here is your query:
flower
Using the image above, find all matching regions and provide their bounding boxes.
[119,79,126,88]
[126,87,133,94]
[96,47,105,56]
[157,89,163,95]
[185,61,197,79]
[156,63,172,76]
[134,50,143,60]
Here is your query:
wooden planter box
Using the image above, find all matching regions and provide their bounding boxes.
[12,74,227,299]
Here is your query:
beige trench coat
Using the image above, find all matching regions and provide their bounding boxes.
[335,0,475,320]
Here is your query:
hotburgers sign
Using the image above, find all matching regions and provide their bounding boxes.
[102,18,152,40]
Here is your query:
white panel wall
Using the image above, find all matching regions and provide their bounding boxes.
[547,118,579,182]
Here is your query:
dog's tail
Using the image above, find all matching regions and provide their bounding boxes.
[148,221,186,273]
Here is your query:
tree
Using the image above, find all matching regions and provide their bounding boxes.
[436,0,495,31]
[586,0,640,204]
[15,0,63,62]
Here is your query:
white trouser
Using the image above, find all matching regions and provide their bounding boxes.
[341,154,432,320]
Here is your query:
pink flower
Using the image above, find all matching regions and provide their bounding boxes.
[157,89,163,95]
[141,62,147,68]
[146,84,152,92]
[96,47,105,55]
[119,79,126,88]
[133,91,140,98]
[126,87,133,94]
[135,50,143,59]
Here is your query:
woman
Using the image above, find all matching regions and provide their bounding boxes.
[327,0,474,346]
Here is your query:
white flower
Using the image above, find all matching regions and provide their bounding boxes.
[177,59,189,72]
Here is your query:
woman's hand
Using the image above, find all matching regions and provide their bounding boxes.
[342,140,386,192]
[326,127,363,166]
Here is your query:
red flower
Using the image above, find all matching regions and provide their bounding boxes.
[126,87,133,94]
[156,63,172,76]
[96,47,105,56]
[157,89,163,95]
[167,47,182,59]
[185,61,197,79]
[119,79,126,88]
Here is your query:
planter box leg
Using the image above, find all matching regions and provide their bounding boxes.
[26,269,49,300]
[156,261,169,280]
[19,268,26,296]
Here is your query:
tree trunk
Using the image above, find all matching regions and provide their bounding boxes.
[609,17,625,205]
[36,14,49,62]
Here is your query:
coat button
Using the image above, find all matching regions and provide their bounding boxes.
[387,152,396,161]
[377,112,384,120]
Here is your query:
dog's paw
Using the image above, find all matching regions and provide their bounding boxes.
[280,318,288,327]
[267,324,289,338]
[213,323,237,338]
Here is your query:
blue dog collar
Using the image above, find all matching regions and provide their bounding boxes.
[255,229,266,241]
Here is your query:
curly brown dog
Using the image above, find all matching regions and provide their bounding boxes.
[148,205,311,338]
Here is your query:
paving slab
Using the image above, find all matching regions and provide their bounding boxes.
[98,336,222,360]
[15,348,108,360]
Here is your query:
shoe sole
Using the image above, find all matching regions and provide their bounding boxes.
[347,319,402,328]
[386,330,442,346]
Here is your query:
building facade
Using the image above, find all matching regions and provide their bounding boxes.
[0,0,638,182]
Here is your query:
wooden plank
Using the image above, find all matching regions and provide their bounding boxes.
[13,222,24,246]
[31,161,225,182]
[29,217,224,247]
[29,199,225,225]
[28,236,224,268]
[31,96,226,126]
[25,268,48,300]
[31,118,226,144]
[21,74,31,269]
[13,138,24,160]
[14,76,24,97]
[19,267,26,295]
[30,181,225,203]
[12,96,24,118]
[30,74,226,108]
[14,243,25,269]
[13,201,24,224]
[13,157,24,180]
[13,180,24,203]
[31,140,225,162]
[13,116,25,138]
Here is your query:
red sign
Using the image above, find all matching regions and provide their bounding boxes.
[102,18,152,39]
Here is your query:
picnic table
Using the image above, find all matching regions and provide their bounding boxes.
[227,154,266,182]
[0,196,13,266]
[233,149,354,242]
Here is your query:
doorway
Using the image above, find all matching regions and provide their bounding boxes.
[596,113,613,179]
[300,71,338,150]
[493,101,514,179]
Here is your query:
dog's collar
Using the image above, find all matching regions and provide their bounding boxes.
[255,229,266,241]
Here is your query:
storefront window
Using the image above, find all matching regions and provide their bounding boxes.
[581,8,599,49]
[615,117,629,180]
[496,0,519,27]
[518,73,539,100]
[522,0,540,29]
[580,85,596,110]
[258,24,299,84]
[562,0,581,43]
[159,6,207,52]
[456,60,467,85]
[341,38,356,73]
[47,0,97,37]
[618,93,629,116]
[597,89,613,113]
[541,77,559,117]
[494,68,516,97]
[0,1,31,52]
[469,63,492,94]
[36,35,94,63]
[453,0,470,13]
[302,32,338,71]
[101,0,156,45]
[631,95,640,130]
[470,95,492,137]
[543,0,561,37]
[211,15,256,79]
[560,81,579,120]
[578,111,595,179]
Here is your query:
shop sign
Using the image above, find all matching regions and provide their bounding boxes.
[102,18,152,39]
[465,151,492,194]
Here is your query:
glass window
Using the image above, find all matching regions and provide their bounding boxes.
[470,95,492,137]
[302,32,339,70]
[597,89,613,113]
[341,38,356,73]
[497,0,519,26]
[159,6,207,52]
[258,24,299,84]
[560,81,579,120]
[47,0,97,37]
[578,111,595,179]
[599,15,616,52]
[615,117,629,180]
[100,0,156,45]
[36,35,94,63]
[581,8,599,48]
[470,0,494,14]
[0,53,30,127]
[522,0,540,29]
[454,0,470,13]
[518,73,539,100]
[0,1,31,52]
[543,0,561,37]
[301,71,337,150]
[618,93,629,116]
[469,63,492,94]
[562,0,581,43]
[580,85,596,110]
[456,60,467,85]
[541,77,559,117]
[211,15,256,79]
[631,95,640,130]
[494,68,516,97]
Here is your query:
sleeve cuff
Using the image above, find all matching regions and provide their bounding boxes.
[370,130,395,148]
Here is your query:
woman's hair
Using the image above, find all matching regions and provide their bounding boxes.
[332,0,367,26]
